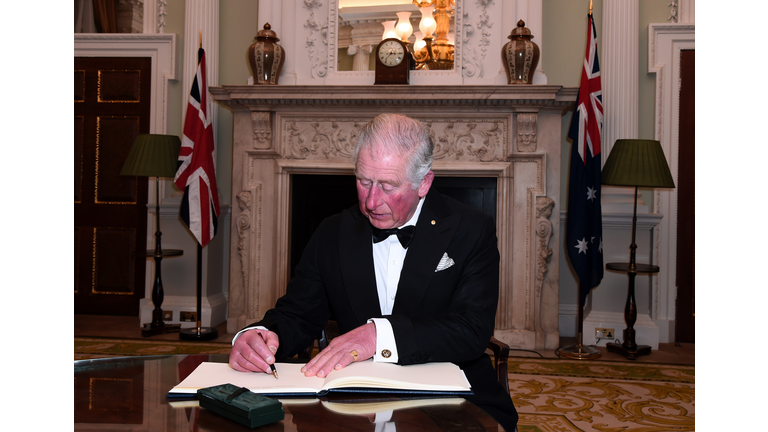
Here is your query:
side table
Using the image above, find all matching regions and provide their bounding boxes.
[604,262,658,360]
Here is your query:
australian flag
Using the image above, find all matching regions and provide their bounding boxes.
[174,48,220,247]
[566,13,603,306]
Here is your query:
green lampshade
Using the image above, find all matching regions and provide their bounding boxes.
[120,134,181,178]
[601,139,676,189]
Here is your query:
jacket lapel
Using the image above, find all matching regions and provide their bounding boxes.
[393,190,460,316]
[338,207,384,323]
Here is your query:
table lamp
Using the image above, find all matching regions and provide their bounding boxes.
[601,139,675,359]
[121,134,183,336]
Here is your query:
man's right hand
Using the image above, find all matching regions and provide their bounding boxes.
[229,328,280,373]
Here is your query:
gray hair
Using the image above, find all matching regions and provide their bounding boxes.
[353,114,434,189]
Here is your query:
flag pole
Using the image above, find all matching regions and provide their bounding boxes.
[577,291,584,344]
[196,244,202,334]
[180,244,218,340]
[557,284,601,359]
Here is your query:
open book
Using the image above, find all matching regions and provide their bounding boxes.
[169,361,471,397]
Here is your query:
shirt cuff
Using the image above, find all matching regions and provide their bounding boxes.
[367,318,399,363]
[231,326,266,346]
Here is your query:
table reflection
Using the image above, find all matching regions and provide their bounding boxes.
[74,355,499,431]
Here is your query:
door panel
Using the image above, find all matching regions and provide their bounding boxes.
[95,116,142,203]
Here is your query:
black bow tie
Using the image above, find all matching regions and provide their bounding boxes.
[371,225,415,249]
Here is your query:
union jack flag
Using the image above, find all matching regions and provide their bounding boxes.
[566,13,603,306]
[175,48,220,247]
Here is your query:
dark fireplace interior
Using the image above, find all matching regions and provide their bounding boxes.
[290,174,497,276]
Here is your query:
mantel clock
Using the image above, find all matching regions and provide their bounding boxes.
[374,38,411,85]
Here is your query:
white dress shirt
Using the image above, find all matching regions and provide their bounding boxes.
[368,197,424,363]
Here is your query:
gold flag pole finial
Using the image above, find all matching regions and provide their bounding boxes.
[199,30,202,49]
[589,0,593,14]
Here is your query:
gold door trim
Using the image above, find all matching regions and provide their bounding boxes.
[74,69,85,103]
[94,116,140,204]
[97,69,142,103]
[91,227,137,295]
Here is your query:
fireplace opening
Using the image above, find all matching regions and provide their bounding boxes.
[290,174,497,276]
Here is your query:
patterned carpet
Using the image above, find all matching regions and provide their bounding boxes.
[509,358,695,432]
[74,337,231,360]
[74,338,694,431]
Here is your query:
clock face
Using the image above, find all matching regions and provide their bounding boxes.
[378,40,405,67]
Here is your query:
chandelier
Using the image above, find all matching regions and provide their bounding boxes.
[412,0,455,70]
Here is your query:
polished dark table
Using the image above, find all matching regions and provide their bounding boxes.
[74,354,502,431]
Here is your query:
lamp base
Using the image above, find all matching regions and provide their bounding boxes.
[180,327,219,341]
[606,342,651,360]
[141,323,181,337]
[557,344,602,360]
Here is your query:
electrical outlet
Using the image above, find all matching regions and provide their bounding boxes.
[595,327,615,339]
[163,311,173,321]
[180,311,197,322]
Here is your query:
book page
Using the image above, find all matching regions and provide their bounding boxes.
[320,361,471,392]
[170,362,326,395]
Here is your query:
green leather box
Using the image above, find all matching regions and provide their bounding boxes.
[197,383,284,428]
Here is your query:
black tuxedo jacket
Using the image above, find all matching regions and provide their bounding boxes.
[248,188,517,429]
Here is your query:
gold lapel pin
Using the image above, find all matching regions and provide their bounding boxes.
[431,220,436,225]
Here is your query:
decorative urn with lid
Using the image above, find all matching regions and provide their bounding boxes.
[501,20,540,84]
[248,23,285,85]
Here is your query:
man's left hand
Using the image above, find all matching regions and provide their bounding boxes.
[301,322,376,378]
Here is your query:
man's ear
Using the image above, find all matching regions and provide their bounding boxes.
[417,171,434,198]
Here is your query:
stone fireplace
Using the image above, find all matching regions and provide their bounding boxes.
[210,84,576,350]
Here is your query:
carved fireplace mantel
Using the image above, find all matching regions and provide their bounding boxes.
[210,85,576,350]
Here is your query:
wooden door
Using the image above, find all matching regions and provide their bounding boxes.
[75,57,151,315]
[675,49,695,343]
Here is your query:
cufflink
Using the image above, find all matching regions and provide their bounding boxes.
[381,349,392,358]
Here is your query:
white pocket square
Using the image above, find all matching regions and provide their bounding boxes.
[435,253,455,272]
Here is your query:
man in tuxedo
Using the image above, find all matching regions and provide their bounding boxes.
[230,113,518,430]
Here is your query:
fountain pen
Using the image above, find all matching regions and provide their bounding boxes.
[269,363,278,379]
